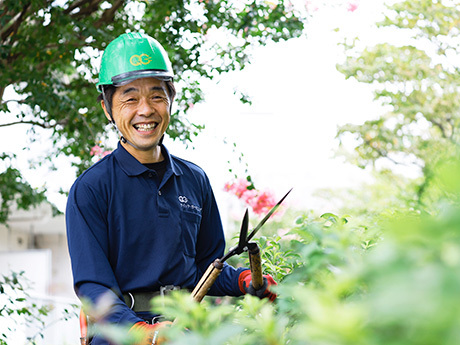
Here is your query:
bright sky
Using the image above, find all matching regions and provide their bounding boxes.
[1,0,391,224]
[166,0,389,219]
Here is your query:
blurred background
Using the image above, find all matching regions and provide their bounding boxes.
[2,0,459,343]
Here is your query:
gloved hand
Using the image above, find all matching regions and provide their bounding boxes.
[129,321,172,345]
[238,270,277,302]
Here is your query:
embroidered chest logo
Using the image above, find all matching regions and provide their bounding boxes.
[178,195,202,213]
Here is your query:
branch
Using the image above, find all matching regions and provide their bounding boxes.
[363,138,403,166]
[0,120,55,129]
[64,0,92,15]
[1,99,27,106]
[79,113,97,140]
[94,0,124,28]
[0,2,31,42]
[69,0,104,19]
[431,119,448,139]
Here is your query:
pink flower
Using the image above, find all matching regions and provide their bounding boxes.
[347,0,359,12]
[225,178,251,198]
[250,190,276,215]
[90,145,103,156]
[224,179,278,215]
[241,189,258,205]
[305,0,319,13]
[90,145,112,161]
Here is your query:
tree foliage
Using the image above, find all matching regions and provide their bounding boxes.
[0,0,304,223]
[0,162,46,224]
[336,0,460,202]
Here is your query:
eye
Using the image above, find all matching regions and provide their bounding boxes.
[152,95,167,102]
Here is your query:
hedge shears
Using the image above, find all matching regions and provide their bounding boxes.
[191,188,292,302]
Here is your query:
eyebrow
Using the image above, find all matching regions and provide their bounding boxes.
[121,86,166,95]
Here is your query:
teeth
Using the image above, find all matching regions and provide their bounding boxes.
[135,123,157,131]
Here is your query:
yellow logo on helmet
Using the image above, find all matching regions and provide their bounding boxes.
[129,54,152,66]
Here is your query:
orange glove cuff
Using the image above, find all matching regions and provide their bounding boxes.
[238,270,278,302]
[129,321,171,345]
[238,269,252,294]
[129,322,155,345]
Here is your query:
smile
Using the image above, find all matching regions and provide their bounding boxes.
[134,123,158,131]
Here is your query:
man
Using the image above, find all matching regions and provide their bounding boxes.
[66,32,276,345]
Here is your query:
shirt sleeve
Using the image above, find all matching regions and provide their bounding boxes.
[66,179,142,326]
[194,179,246,296]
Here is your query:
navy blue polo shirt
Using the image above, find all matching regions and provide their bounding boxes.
[66,142,245,328]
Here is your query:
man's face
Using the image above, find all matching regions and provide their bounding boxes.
[103,77,171,162]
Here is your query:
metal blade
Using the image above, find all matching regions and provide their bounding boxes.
[220,209,249,263]
[247,188,292,242]
[237,209,249,250]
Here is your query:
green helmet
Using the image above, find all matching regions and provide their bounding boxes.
[97,32,174,91]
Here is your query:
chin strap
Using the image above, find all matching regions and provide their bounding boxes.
[113,123,140,150]
[101,87,114,122]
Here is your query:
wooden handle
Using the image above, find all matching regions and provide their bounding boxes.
[248,244,264,290]
[79,309,88,345]
[191,259,224,303]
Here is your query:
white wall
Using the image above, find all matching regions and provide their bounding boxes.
[0,205,80,345]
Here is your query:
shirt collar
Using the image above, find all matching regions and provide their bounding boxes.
[114,142,183,177]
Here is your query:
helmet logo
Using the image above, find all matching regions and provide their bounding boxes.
[129,54,152,66]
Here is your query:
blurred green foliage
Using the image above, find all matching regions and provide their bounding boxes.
[0,160,46,223]
[144,149,460,345]
[336,0,460,208]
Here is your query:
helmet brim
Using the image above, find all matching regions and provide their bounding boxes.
[111,69,173,86]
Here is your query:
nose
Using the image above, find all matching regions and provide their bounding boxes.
[137,97,154,116]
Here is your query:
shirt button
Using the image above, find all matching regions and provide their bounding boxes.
[148,172,153,178]
[158,190,162,196]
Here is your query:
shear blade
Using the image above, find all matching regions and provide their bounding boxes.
[247,188,292,242]
[237,209,249,251]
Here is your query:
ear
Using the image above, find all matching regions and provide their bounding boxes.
[101,99,113,123]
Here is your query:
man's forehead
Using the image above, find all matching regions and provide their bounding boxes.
[117,77,167,93]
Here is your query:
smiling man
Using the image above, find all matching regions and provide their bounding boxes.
[65,32,276,345]
[102,78,170,163]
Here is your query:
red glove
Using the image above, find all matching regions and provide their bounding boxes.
[238,270,277,302]
[129,321,171,345]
